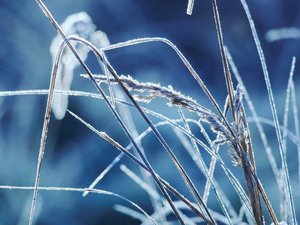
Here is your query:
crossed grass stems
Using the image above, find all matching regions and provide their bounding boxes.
[2,0,298,224]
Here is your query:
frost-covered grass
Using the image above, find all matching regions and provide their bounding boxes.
[0,0,299,224]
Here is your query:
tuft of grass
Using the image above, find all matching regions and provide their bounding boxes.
[0,0,299,224]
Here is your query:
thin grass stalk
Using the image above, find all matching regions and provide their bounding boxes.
[117,203,198,225]
[203,98,229,205]
[173,112,238,221]
[172,124,238,220]
[177,111,255,220]
[240,0,296,224]
[225,48,281,224]
[83,153,124,197]
[187,0,195,15]
[283,57,296,156]
[98,51,215,223]
[211,1,263,223]
[249,117,300,154]
[143,201,240,225]
[225,47,281,181]
[28,37,65,225]
[120,165,160,201]
[119,166,179,225]
[281,57,296,222]
[113,86,164,220]
[146,201,251,225]
[143,201,222,225]
[211,0,236,122]
[67,110,209,221]
[33,2,186,224]
[238,98,263,224]
[231,135,278,224]
[177,108,233,225]
[114,204,146,222]
[241,152,279,224]
[194,119,255,223]
[240,150,263,224]
[239,102,257,175]
[103,58,116,108]
[290,79,300,188]
[0,185,157,225]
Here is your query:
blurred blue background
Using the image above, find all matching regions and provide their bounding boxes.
[0,0,300,224]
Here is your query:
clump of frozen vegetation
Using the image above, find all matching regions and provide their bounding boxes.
[50,12,110,119]
[0,0,299,225]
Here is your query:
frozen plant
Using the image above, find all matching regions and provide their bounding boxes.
[50,12,110,119]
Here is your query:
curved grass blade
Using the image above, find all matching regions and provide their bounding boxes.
[0,185,157,225]
[240,0,296,223]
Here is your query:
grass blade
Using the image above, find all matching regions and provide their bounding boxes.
[240,0,296,223]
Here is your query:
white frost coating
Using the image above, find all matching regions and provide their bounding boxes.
[241,0,296,223]
[90,30,110,48]
[50,12,110,119]
[187,0,195,15]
